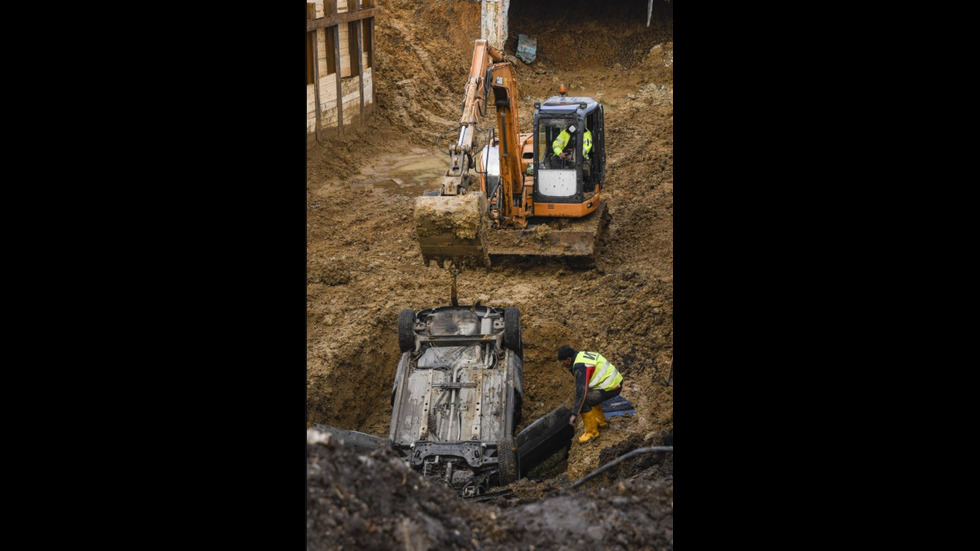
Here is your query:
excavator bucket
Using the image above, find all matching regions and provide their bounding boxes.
[485,202,610,263]
[414,193,491,268]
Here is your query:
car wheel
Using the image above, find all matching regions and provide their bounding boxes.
[497,437,519,485]
[503,307,522,354]
[398,309,416,352]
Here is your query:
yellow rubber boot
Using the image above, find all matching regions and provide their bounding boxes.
[578,409,600,443]
[593,405,609,429]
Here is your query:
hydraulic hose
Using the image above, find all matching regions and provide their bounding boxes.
[569,446,673,489]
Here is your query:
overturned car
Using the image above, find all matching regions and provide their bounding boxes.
[389,304,524,497]
[314,304,574,499]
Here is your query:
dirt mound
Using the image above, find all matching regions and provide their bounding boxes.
[506,0,673,72]
[308,428,673,550]
[308,430,486,549]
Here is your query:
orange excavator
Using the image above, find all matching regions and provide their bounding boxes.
[414,39,608,269]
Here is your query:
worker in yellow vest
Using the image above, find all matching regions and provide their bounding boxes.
[581,123,594,187]
[557,345,624,443]
[550,124,577,168]
[550,122,594,185]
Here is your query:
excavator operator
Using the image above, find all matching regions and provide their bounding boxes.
[550,123,594,186]
[550,124,577,169]
[582,122,594,189]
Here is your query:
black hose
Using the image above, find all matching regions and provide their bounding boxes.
[488,181,502,215]
[569,446,673,489]
[473,127,492,175]
[483,66,493,99]
[435,125,462,155]
[477,83,488,119]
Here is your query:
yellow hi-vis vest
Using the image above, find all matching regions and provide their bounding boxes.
[583,129,593,160]
[552,129,571,156]
[574,351,623,390]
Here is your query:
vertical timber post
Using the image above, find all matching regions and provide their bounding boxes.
[355,0,365,126]
[369,16,375,109]
[333,22,344,135]
[311,26,322,141]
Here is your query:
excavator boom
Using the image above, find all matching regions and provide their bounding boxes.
[414,39,505,268]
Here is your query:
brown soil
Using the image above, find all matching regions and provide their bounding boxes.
[307,0,672,548]
[309,430,672,550]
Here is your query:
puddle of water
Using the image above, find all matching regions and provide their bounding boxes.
[347,151,450,198]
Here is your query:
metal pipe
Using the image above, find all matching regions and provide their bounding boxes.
[569,446,673,489]
[457,125,469,150]
[447,364,466,441]
[456,399,463,441]
[454,366,465,441]
[446,366,459,441]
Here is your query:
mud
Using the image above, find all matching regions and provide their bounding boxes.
[308,0,672,547]
[483,203,609,260]
[415,193,491,267]
[347,149,448,198]
[309,429,673,550]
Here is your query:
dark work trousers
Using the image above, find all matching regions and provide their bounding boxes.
[580,385,622,413]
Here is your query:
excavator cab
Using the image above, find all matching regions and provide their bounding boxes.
[532,97,604,214]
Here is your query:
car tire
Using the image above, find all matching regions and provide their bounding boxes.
[497,436,519,485]
[398,309,416,352]
[526,443,569,480]
[503,307,522,354]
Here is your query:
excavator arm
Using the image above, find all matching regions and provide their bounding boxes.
[485,62,528,229]
[438,40,502,196]
[414,40,522,269]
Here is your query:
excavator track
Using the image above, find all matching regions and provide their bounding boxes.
[486,202,610,263]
